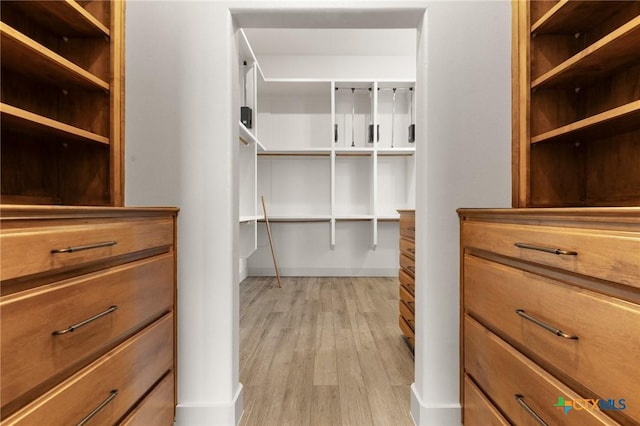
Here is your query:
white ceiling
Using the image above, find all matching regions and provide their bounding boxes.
[243,28,416,57]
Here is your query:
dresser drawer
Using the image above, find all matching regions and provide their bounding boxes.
[464,316,618,426]
[399,285,414,311]
[399,300,414,330]
[121,371,175,426]
[399,268,415,294]
[399,254,415,277]
[1,218,174,281]
[399,214,415,240]
[462,220,640,288]
[399,316,415,347]
[3,314,174,425]
[463,375,509,426]
[1,254,174,411]
[464,254,640,424]
[399,238,415,259]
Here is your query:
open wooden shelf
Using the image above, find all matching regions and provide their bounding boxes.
[531,1,631,34]
[532,15,640,89]
[4,0,109,37]
[1,103,110,145]
[531,100,640,145]
[258,148,331,156]
[0,22,109,91]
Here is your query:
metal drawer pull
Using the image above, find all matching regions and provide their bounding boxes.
[407,227,415,232]
[514,242,577,256]
[51,240,117,254]
[52,305,118,335]
[515,309,579,340]
[407,248,415,254]
[76,390,118,426]
[515,394,548,426]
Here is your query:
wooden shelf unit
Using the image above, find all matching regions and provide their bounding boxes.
[0,0,124,206]
[514,1,640,207]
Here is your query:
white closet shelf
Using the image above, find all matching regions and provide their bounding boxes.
[258,214,331,222]
[377,147,415,156]
[258,148,331,156]
[239,215,260,223]
[334,147,374,156]
[335,215,374,221]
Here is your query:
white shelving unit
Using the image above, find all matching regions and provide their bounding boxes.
[236,30,416,276]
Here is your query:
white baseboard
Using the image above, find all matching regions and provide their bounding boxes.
[175,384,243,426]
[411,383,461,426]
[247,267,398,277]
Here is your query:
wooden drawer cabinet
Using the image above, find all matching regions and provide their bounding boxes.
[4,314,174,426]
[462,220,640,288]
[1,217,174,281]
[397,210,415,349]
[0,206,178,424]
[121,371,176,426]
[459,208,640,426]
[462,376,509,426]
[465,316,618,426]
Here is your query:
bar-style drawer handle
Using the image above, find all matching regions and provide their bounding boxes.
[515,309,579,340]
[77,390,118,426]
[51,240,117,254]
[407,227,415,232]
[407,248,415,254]
[515,394,548,426]
[52,305,118,335]
[407,266,415,273]
[515,242,577,256]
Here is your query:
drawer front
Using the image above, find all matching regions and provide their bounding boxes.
[399,285,414,311]
[399,268,415,294]
[1,254,174,411]
[399,254,415,277]
[4,314,174,426]
[399,237,415,259]
[121,371,175,426]
[399,316,415,347]
[464,254,640,424]
[462,220,640,288]
[399,214,415,240]
[464,316,618,426]
[463,375,509,426]
[1,218,174,280]
[399,300,414,330]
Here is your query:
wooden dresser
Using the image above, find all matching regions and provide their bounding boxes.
[0,2,178,424]
[398,209,415,349]
[460,2,640,425]
[459,208,640,426]
[1,206,178,425]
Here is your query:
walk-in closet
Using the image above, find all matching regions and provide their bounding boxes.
[236,21,418,425]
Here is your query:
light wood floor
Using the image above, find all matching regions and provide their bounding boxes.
[239,276,415,426]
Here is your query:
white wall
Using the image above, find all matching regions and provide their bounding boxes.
[126,2,242,424]
[412,2,511,425]
[125,1,511,425]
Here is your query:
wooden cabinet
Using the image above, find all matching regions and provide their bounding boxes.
[397,209,415,349]
[459,209,640,426]
[1,206,178,425]
[0,0,124,206]
[460,3,640,424]
[512,1,640,207]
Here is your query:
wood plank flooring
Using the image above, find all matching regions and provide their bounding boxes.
[239,276,415,426]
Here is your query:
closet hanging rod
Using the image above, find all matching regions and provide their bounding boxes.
[378,87,414,92]
[335,87,414,92]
